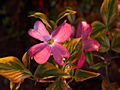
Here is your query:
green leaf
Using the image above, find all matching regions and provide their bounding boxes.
[46,78,68,90]
[22,52,30,69]
[111,28,120,37]
[0,56,32,83]
[73,69,100,82]
[91,21,107,38]
[56,9,76,24]
[85,52,93,65]
[63,38,82,54]
[29,12,51,29]
[34,62,68,79]
[67,14,76,24]
[10,81,21,90]
[96,35,110,52]
[63,38,82,65]
[63,38,83,72]
[90,62,109,70]
[100,0,118,26]
[111,36,120,53]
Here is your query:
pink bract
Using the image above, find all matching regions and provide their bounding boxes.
[76,21,92,39]
[83,38,100,51]
[118,0,120,12]
[75,51,85,69]
[75,21,100,68]
[28,21,72,65]
[116,22,120,29]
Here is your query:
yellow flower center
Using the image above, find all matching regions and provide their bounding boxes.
[48,38,54,45]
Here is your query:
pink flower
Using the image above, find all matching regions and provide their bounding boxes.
[28,21,72,65]
[116,22,120,29]
[75,21,100,68]
[118,0,120,12]
[70,26,75,38]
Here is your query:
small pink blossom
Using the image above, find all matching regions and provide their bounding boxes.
[118,0,120,12]
[28,21,72,65]
[75,51,85,69]
[70,26,75,38]
[116,22,120,29]
[75,21,100,68]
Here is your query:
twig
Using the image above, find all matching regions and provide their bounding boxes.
[110,56,120,60]
[93,54,105,61]
[36,80,55,83]
[68,78,74,84]
[64,80,73,90]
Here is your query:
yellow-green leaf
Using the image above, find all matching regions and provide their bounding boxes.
[10,81,21,90]
[46,78,68,90]
[64,38,81,54]
[111,36,120,53]
[63,38,82,64]
[34,62,68,79]
[0,56,32,83]
[96,35,110,52]
[100,0,118,26]
[73,69,100,82]
[22,52,30,68]
[111,28,120,37]
[67,14,76,24]
[29,12,51,29]
[56,9,76,24]
[85,51,93,65]
[90,62,109,70]
[91,21,107,38]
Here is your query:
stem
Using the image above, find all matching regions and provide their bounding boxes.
[105,61,109,83]
[36,80,55,83]
[64,80,73,90]
[105,64,111,90]
[110,56,120,60]
[68,78,74,84]
[93,54,105,61]
[93,54,110,89]
[105,52,111,90]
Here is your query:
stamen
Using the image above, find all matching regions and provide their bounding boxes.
[48,38,54,45]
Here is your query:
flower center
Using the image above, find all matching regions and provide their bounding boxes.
[48,38,55,45]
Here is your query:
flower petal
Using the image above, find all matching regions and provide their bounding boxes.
[116,22,120,29]
[28,21,50,41]
[70,26,75,38]
[82,22,92,39]
[76,21,82,38]
[51,22,72,42]
[75,51,85,69]
[76,21,92,39]
[51,43,70,65]
[83,38,100,51]
[34,45,51,64]
[118,0,120,12]
[28,43,47,57]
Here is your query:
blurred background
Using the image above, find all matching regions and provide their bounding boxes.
[0,0,120,90]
